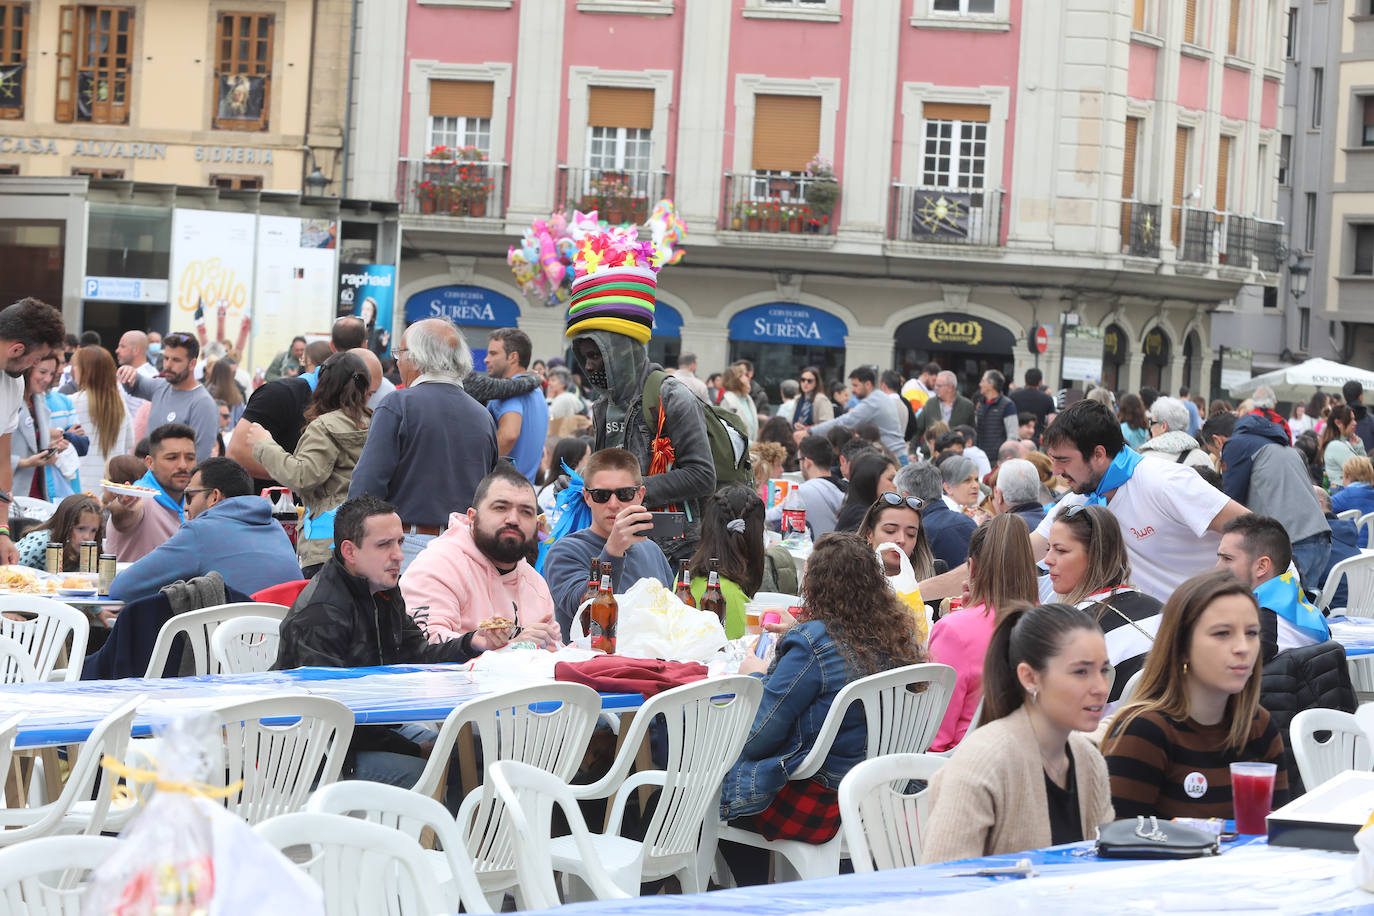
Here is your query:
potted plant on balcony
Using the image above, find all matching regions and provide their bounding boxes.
[804,154,839,232]
[415,179,440,214]
[590,172,636,224]
[761,197,785,233]
[451,145,494,217]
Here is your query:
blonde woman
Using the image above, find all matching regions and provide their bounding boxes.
[1332,455,1374,534]
[70,346,134,491]
[720,364,759,441]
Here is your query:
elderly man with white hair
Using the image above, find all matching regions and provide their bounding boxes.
[349,317,499,570]
[1136,396,1212,468]
[993,458,1046,530]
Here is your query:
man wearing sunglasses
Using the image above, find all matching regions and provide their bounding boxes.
[543,447,675,638]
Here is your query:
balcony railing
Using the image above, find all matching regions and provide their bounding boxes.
[720,171,840,236]
[397,157,507,219]
[888,186,1003,246]
[556,166,670,226]
[1119,200,1162,258]
[1173,207,1286,270]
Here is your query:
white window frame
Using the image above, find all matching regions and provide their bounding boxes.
[427,115,492,158]
[576,0,674,15]
[742,0,840,23]
[566,68,673,179]
[584,125,654,195]
[406,61,512,166]
[910,0,1008,31]
[920,118,988,191]
[1285,6,1298,60]
[1225,0,1250,61]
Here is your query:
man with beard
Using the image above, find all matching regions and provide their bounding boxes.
[400,463,559,647]
[117,332,218,460]
[104,423,198,563]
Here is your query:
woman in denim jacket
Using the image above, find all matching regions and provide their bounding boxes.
[719,532,927,836]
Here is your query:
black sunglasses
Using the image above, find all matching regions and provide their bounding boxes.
[874,491,924,512]
[585,486,639,504]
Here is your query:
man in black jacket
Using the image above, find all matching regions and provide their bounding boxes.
[274,494,514,790]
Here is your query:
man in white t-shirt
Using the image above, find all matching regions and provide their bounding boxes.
[918,398,1249,601]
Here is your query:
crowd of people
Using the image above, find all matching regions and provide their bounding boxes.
[0,287,1363,876]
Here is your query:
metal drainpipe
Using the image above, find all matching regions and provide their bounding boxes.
[301,0,318,192]
[340,0,359,195]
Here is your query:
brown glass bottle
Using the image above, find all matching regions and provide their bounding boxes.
[700,557,726,625]
[674,559,697,608]
[588,561,618,654]
[580,557,601,608]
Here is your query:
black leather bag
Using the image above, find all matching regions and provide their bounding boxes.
[1095,816,1221,859]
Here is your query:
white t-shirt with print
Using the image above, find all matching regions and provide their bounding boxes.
[1034,457,1231,602]
[0,374,21,436]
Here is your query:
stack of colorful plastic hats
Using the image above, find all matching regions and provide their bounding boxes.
[565,228,669,345]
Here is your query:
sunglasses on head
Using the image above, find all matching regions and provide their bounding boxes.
[1063,503,1094,520]
[874,491,925,512]
[585,486,639,504]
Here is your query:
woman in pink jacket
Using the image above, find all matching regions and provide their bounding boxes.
[927,514,1038,751]
[398,466,559,647]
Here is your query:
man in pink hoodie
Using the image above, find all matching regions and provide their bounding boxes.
[400,463,560,646]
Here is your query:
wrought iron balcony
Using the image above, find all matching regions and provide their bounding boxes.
[397,157,506,219]
[887,186,1003,246]
[556,166,670,226]
[1174,207,1286,270]
[1119,200,1162,258]
[720,171,840,235]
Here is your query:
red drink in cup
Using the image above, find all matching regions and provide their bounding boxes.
[1230,762,1277,834]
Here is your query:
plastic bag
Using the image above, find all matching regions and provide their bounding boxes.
[571,577,726,662]
[80,714,324,916]
[877,541,930,650]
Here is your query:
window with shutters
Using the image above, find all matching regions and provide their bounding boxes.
[1285,7,1297,58]
[55,5,134,124]
[71,166,124,178]
[1132,0,1145,31]
[1216,135,1233,214]
[213,13,273,131]
[1355,226,1374,276]
[1278,133,1291,185]
[921,103,988,191]
[0,3,27,120]
[586,86,654,194]
[1227,0,1244,57]
[427,80,493,156]
[750,93,821,201]
[1183,0,1198,45]
[0,164,18,174]
[209,174,262,190]
[1171,125,1191,245]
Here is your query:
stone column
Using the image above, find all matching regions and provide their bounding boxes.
[507,0,566,224]
[837,0,901,242]
[672,1,733,234]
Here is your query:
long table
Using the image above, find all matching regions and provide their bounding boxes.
[516,837,1372,915]
[1331,615,1374,657]
[0,664,644,749]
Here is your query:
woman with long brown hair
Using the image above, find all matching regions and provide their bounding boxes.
[204,358,245,426]
[70,346,134,490]
[243,351,372,576]
[719,533,927,845]
[719,364,759,441]
[1321,403,1366,488]
[857,491,937,580]
[927,514,1038,751]
[1102,569,1287,821]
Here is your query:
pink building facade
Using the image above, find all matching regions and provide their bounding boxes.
[351,0,1284,398]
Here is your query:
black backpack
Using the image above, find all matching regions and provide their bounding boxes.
[643,370,752,491]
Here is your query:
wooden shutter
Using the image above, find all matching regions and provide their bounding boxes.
[0,3,27,119]
[751,94,821,171]
[922,102,990,122]
[55,5,74,122]
[1216,135,1232,213]
[1133,0,1145,31]
[587,86,653,129]
[1184,0,1197,44]
[1228,0,1240,54]
[429,80,492,118]
[1122,117,1140,199]
[1172,125,1190,243]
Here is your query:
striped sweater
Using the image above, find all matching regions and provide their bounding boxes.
[1102,707,1289,820]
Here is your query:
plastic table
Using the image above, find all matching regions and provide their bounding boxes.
[0,664,644,749]
[512,837,1371,915]
[1331,615,1374,658]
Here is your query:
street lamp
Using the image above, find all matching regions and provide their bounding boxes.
[1289,252,1310,303]
[304,167,329,196]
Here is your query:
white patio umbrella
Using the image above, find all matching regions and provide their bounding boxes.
[1228,357,1374,400]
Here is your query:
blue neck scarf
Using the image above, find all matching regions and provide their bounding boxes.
[1084,448,1144,506]
[535,460,594,574]
[301,368,320,392]
[136,469,185,523]
[1254,571,1330,644]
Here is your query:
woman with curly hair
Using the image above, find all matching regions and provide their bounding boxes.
[719,532,928,852]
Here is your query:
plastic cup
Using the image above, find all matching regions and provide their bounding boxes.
[1230,761,1277,834]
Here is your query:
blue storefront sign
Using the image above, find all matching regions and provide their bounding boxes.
[727,303,848,346]
[652,302,684,338]
[404,285,522,371]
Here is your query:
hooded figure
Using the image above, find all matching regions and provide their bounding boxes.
[572,329,715,563]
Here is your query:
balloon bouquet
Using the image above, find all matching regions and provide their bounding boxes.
[508,199,686,306]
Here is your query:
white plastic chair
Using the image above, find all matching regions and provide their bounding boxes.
[488,760,632,909]
[554,675,763,898]
[0,698,139,846]
[144,601,289,678]
[714,662,957,883]
[1117,669,1145,706]
[0,597,88,682]
[307,780,492,914]
[1349,654,1374,704]
[255,811,443,916]
[210,615,282,674]
[1317,554,1374,617]
[0,834,118,916]
[1338,508,1363,522]
[1291,708,1373,791]
[838,753,948,872]
[1359,512,1374,550]
[411,682,599,907]
[209,695,353,825]
[0,635,38,685]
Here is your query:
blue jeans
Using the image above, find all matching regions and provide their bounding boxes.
[400,533,436,574]
[1291,532,1332,597]
[349,724,437,791]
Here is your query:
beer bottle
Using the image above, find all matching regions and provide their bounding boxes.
[578,557,602,640]
[700,557,727,626]
[674,559,697,608]
[589,561,618,654]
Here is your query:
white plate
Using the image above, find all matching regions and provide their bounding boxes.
[102,481,158,498]
[58,588,98,597]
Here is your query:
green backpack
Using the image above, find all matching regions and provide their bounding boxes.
[643,370,753,491]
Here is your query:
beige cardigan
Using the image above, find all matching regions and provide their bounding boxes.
[921,705,1114,864]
